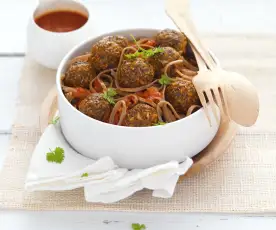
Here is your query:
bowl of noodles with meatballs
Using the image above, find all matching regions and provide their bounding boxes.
[56,28,220,169]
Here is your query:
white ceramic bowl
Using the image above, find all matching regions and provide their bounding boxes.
[56,28,220,169]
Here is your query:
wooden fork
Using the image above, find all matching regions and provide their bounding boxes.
[192,48,230,126]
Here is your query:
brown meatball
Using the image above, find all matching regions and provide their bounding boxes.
[79,93,112,122]
[149,47,182,76]
[118,58,154,88]
[90,40,123,72]
[102,35,128,48]
[123,103,158,127]
[165,80,200,114]
[156,29,187,54]
[63,61,96,89]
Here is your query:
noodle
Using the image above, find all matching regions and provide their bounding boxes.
[160,85,166,99]
[90,77,107,92]
[164,59,183,77]
[157,101,181,122]
[96,68,117,78]
[68,53,91,65]
[62,85,78,93]
[115,90,133,97]
[179,68,197,77]
[140,44,154,49]
[109,100,127,125]
[186,105,201,116]
[65,92,74,103]
[89,68,117,92]
[137,38,150,44]
[182,57,198,71]
[118,47,137,68]
[98,74,113,88]
[138,97,157,108]
[114,94,139,105]
[175,69,193,81]
[164,59,198,79]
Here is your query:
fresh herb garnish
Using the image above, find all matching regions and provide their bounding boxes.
[46,147,65,164]
[143,47,164,58]
[125,34,164,59]
[125,51,141,59]
[81,172,88,177]
[130,34,139,46]
[103,88,117,105]
[132,223,146,230]
[158,74,173,86]
[50,116,60,125]
[154,121,167,126]
[125,47,164,59]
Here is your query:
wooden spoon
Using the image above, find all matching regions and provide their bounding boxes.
[222,71,259,127]
[192,46,259,126]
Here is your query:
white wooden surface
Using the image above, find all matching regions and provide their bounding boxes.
[1,0,276,229]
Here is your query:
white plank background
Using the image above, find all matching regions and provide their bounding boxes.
[1,0,276,229]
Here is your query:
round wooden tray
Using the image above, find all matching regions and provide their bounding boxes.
[40,86,238,180]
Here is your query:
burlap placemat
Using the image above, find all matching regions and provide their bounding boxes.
[0,35,275,212]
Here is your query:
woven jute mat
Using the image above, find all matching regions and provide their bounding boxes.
[0,34,276,212]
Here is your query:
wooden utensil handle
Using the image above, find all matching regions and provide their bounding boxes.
[165,0,217,70]
[166,10,216,69]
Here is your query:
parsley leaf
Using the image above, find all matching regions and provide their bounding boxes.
[130,34,141,49]
[132,223,146,230]
[125,51,141,59]
[50,116,60,125]
[106,88,117,97]
[158,74,173,86]
[81,173,88,177]
[103,88,117,105]
[143,47,164,58]
[154,121,167,126]
[46,147,65,164]
[125,34,164,59]
[125,47,164,59]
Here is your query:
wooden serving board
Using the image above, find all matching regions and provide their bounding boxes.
[40,86,238,179]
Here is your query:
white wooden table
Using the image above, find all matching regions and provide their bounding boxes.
[1,0,276,229]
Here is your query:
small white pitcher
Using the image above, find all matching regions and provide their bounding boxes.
[26,0,94,70]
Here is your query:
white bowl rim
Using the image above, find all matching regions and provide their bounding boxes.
[56,28,218,130]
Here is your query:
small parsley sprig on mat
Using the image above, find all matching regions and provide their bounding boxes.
[132,223,146,230]
[81,173,89,177]
[46,147,65,164]
[103,88,117,105]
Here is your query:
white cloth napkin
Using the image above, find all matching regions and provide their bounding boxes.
[25,121,193,203]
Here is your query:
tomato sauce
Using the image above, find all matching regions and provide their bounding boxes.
[35,10,88,33]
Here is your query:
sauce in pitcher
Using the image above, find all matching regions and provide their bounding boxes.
[35,10,88,33]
